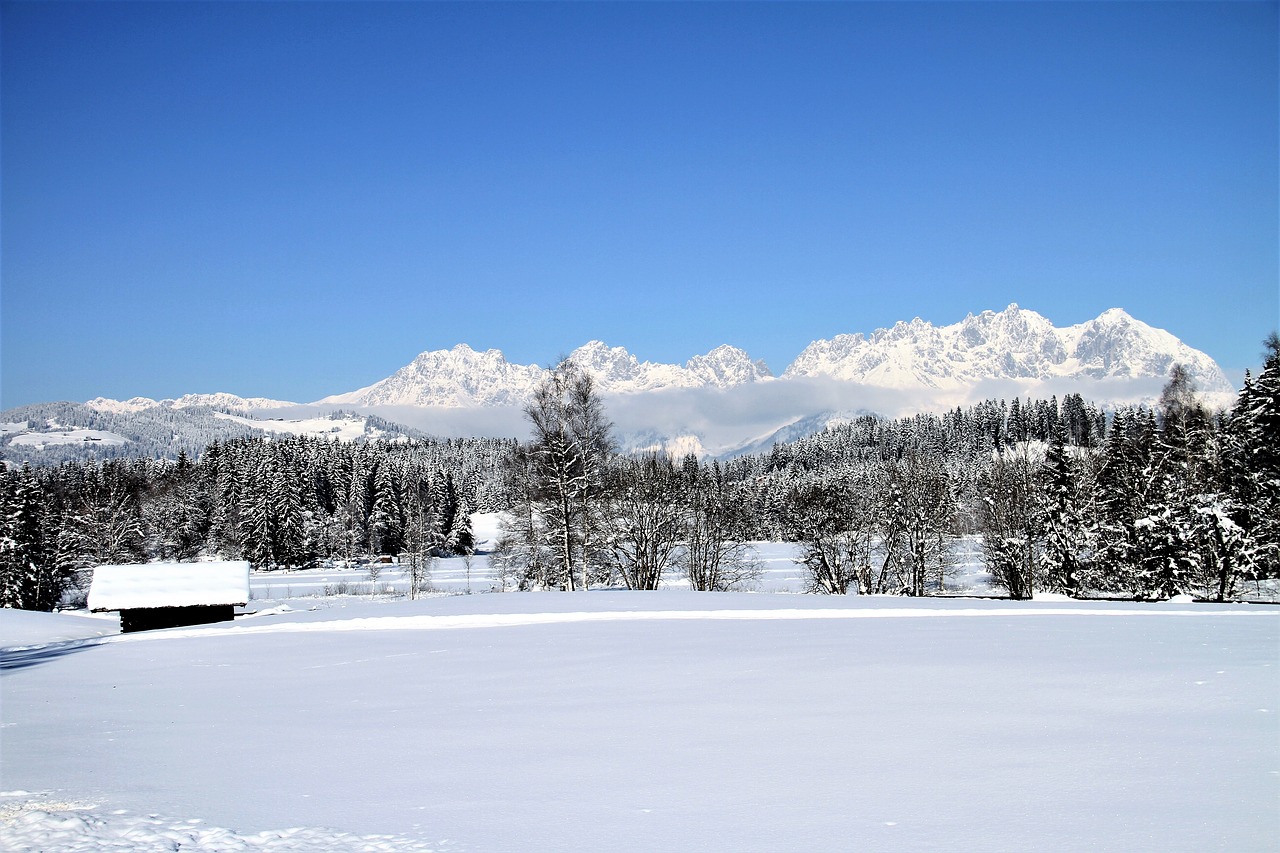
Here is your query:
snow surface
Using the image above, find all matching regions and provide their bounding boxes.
[211,411,404,442]
[87,562,250,611]
[3,549,1276,852]
[6,428,130,449]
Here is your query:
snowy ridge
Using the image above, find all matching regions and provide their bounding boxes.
[316,344,546,407]
[569,341,772,394]
[0,402,430,466]
[785,304,1233,397]
[56,306,1238,461]
[317,342,772,408]
[312,305,1231,411]
[210,411,418,442]
[86,393,298,414]
[81,307,1230,414]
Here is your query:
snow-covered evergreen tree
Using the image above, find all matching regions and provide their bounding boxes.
[1038,421,1093,595]
[0,464,68,610]
[1225,334,1280,581]
[369,459,405,556]
[1087,409,1152,594]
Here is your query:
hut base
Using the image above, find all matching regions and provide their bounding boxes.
[119,604,235,633]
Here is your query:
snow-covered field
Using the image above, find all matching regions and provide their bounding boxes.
[2,526,1277,851]
[5,427,130,450]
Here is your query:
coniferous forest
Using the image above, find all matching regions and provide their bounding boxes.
[2,337,1277,610]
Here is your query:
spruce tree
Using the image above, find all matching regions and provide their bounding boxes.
[1226,334,1280,580]
[1090,410,1146,593]
[1039,420,1088,595]
[0,464,66,610]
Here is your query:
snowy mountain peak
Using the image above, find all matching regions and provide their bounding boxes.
[313,306,1229,413]
[568,341,647,384]
[785,306,1232,398]
[685,345,773,386]
[1096,306,1135,322]
[318,344,545,408]
[567,342,771,394]
[317,339,777,409]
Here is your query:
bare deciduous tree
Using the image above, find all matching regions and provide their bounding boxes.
[510,360,616,591]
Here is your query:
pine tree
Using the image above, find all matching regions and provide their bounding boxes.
[239,449,279,570]
[1225,334,1280,581]
[445,508,475,557]
[1039,420,1089,595]
[1089,410,1147,594]
[369,460,405,556]
[0,464,67,610]
[271,450,315,569]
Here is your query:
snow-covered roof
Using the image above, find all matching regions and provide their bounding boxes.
[88,562,250,612]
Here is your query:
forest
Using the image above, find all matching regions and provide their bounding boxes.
[2,337,1277,610]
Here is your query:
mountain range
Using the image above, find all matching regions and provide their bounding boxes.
[5,305,1238,460]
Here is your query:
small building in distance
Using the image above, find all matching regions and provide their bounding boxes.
[88,562,251,633]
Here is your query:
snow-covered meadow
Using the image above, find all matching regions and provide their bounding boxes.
[2,519,1277,851]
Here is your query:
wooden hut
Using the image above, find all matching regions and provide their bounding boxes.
[88,562,251,633]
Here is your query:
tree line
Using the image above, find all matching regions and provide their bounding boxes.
[2,337,1276,609]
[0,435,512,609]
[496,341,1279,600]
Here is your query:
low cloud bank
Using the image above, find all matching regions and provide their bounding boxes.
[261,374,1227,457]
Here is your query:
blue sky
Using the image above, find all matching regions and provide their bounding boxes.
[3,1,1276,409]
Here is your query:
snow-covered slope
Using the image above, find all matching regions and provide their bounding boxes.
[6,428,131,451]
[0,402,426,465]
[210,411,422,442]
[784,304,1233,397]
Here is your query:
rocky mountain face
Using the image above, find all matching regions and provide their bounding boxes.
[784,305,1233,395]
[317,345,547,408]
[317,342,774,407]
[308,305,1231,410]
[566,342,772,395]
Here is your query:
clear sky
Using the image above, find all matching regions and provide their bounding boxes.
[3,1,1276,409]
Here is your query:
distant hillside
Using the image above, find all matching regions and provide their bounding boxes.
[0,402,428,465]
